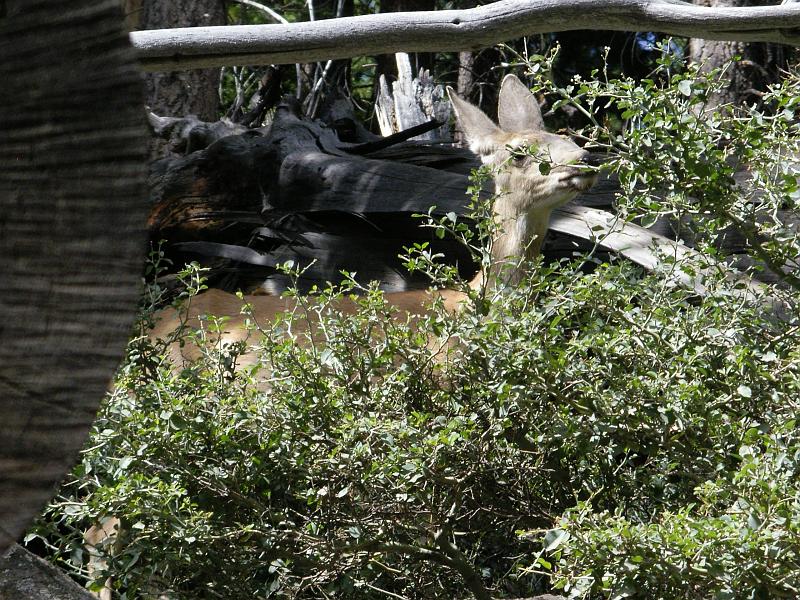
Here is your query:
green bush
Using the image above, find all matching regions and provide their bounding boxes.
[30,51,800,599]
[540,422,800,599]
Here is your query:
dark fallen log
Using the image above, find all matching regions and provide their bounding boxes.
[148,100,488,292]
[276,150,474,214]
[147,96,781,297]
[147,112,249,155]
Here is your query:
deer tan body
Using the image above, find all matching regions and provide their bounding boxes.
[149,75,598,371]
[84,517,121,600]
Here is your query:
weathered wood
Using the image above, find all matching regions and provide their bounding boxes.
[375,53,451,141]
[276,151,471,214]
[147,105,481,292]
[147,112,249,154]
[0,545,95,600]
[0,1,147,553]
[131,0,800,71]
[551,205,765,295]
[176,215,477,294]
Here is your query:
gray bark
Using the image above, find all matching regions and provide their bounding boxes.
[0,545,94,600]
[0,0,147,554]
[457,51,476,99]
[131,0,800,71]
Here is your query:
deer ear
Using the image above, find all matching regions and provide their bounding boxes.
[447,86,501,155]
[498,74,545,131]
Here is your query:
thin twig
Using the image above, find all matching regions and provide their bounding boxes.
[227,0,304,101]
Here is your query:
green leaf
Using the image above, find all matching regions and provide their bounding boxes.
[544,528,569,552]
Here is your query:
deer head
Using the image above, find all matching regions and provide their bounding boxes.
[448,75,598,284]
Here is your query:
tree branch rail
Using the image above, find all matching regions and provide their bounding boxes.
[132,0,800,71]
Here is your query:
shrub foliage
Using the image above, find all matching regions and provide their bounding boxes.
[31,50,800,599]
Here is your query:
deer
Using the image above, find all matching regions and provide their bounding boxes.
[147,75,599,371]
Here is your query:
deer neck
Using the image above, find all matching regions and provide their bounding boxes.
[466,190,552,290]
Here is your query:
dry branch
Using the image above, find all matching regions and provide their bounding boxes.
[551,205,766,297]
[132,0,800,71]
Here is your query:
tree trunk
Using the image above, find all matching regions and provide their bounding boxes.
[455,0,478,104]
[121,0,143,30]
[457,51,476,100]
[132,0,226,121]
[690,0,790,107]
[455,50,477,144]
[0,0,147,554]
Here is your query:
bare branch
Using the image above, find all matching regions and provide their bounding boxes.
[230,0,290,24]
[131,0,800,71]
[550,205,782,307]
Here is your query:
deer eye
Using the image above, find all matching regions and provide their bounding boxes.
[507,142,542,167]
[509,148,528,164]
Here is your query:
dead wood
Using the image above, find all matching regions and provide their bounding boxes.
[148,94,787,298]
[131,0,800,71]
[148,99,484,293]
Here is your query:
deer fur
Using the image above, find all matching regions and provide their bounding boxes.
[148,75,597,369]
[84,516,121,600]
